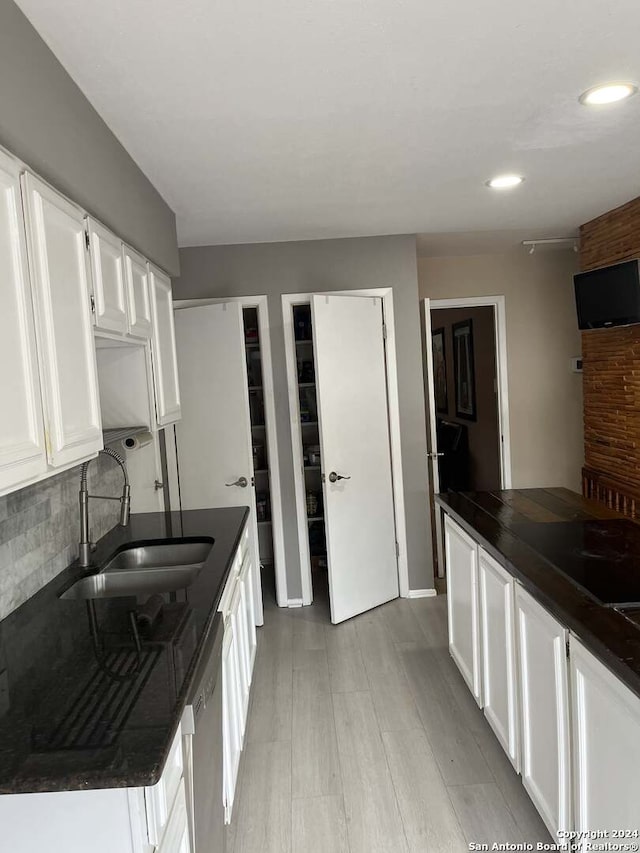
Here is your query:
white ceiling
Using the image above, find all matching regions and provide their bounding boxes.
[15,0,640,249]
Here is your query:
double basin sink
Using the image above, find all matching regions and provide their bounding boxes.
[60,538,214,600]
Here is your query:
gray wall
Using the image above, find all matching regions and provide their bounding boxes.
[0,0,179,275]
[175,234,434,596]
[0,456,121,621]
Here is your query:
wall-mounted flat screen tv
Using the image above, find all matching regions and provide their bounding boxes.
[574,259,640,330]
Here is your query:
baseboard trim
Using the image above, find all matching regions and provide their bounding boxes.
[406,588,438,599]
[287,598,304,608]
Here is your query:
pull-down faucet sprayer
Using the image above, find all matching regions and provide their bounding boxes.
[78,447,131,567]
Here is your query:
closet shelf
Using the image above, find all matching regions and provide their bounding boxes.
[307,516,324,523]
[300,421,318,427]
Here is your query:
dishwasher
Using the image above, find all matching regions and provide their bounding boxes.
[182,615,225,853]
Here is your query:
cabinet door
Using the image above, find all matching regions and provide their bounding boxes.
[479,548,519,769]
[222,619,242,824]
[157,781,192,853]
[571,637,640,837]
[0,151,48,493]
[239,549,257,679]
[444,514,482,704]
[21,172,103,468]
[515,585,571,838]
[87,218,127,334]
[124,246,152,338]
[149,265,181,425]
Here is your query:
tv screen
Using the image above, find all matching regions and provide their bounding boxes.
[574,259,640,330]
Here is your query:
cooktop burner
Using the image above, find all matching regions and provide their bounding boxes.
[511,519,640,606]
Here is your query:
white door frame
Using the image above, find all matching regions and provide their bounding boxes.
[282,288,410,606]
[424,294,512,490]
[174,295,287,608]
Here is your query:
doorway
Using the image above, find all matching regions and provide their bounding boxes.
[423,295,511,576]
[283,290,408,623]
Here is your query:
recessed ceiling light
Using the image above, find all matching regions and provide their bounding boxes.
[579,82,638,105]
[486,174,524,189]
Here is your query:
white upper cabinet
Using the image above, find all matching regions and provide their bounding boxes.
[0,151,48,493]
[149,264,181,425]
[478,548,519,769]
[21,172,103,468]
[87,217,128,334]
[124,245,152,338]
[571,636,640,838]
[515,585,571,839]
[444,514,482,705]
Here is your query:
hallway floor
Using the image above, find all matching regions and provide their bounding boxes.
[227,571,552,852]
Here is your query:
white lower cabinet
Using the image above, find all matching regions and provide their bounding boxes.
[515,585,571,838]
[570,637,640,836]
[219,526,259,823]
[478,548,519,769]
[444,514,482,704]
[0,727,190,853]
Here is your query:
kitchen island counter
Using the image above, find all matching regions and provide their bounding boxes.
[437,488,640,700]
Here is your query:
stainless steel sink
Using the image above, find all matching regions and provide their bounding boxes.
[60,538,214,600]
[102,540,214,573]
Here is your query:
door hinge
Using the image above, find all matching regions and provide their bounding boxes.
[89,294,96,314]
[85,230,90,250]
[395,541,400,558]
[566,638,570,659]
[382,322,388,340]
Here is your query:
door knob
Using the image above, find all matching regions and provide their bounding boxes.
[225,476,248,488]
[328,471,351,483]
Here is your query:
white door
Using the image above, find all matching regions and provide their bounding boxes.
[0,151,48,493]
[173,303,263,625]
[422,298,445,577]
[515,585,571,838]
[444,514,482,704]
[311,294,398,624]
[86,218,127,335]
[571,636,640,838]
[21,172,103,468]
[479,547,519,768]
[148,264,181,426]
[124,245,152,338]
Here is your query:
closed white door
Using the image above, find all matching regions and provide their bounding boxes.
[571,636,640,838]
[86,218,127,334]
[479,547,519,768]
[0,151,48,493]
[21,172,103,468]
[516,585,571,838]
[148,264,181,426]
[444,514,482,703]
[311,294,398,624]
[174,303,262,625]
[124,245,152,338]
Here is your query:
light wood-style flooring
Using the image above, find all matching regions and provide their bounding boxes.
[227,571,552,852]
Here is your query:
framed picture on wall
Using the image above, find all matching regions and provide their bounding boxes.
[453,319,476,420]
[432,327,448,414]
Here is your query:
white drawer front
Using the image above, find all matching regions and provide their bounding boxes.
[145,726,184,846]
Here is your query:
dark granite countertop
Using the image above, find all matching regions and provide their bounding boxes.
[436,488,640,700]
[0,505,249,795]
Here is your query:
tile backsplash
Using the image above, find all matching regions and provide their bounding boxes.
[0,455,122,622]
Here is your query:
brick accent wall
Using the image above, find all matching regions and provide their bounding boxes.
[580,196,640,515]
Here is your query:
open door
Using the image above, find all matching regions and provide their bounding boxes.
[422,298,445,578]
[312,294,398,624]
[173,302,263,625]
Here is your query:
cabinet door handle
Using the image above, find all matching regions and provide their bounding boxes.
[226,476,249,488]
